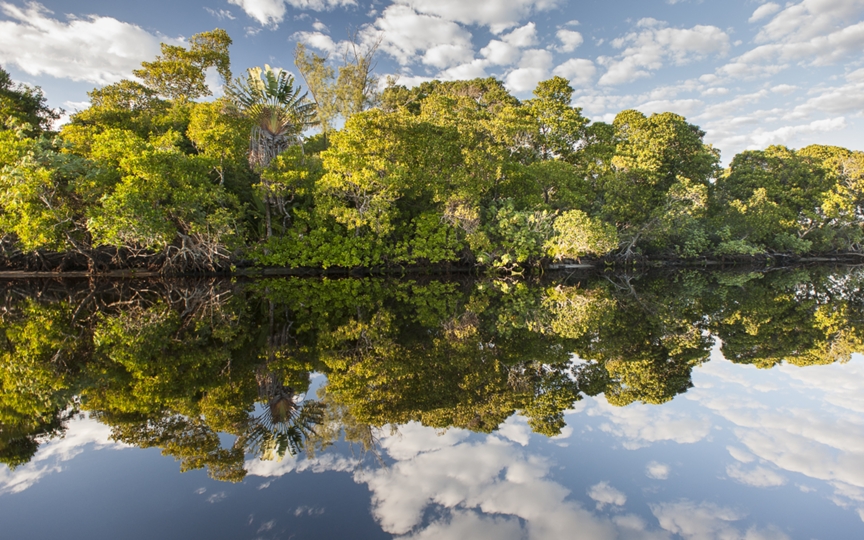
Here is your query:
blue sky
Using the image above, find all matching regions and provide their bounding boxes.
[1,0,863,162]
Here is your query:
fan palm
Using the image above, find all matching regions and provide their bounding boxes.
[225,64,318,169]
[225,65,317,237]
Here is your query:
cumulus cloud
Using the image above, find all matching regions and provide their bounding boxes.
[749,3,782,23]
[501,22,538,47]
[0,416,126,495]
[505,48,553,93]
[394,0,559,33]
[370,5,473,66]
[651,500,789,540]
[598,19,730,85]
[0,2,174,85]
[589,398,712,450]
[726,463,787,488]
[228,0,356,27]
[717,0,864,79]
[747,116,847,148]
[552,58,597,87]
[480,40,522,66]
[556,29,584,52]
[292,30,339,53]
[587,481,627,509]
[356,422,675,539]
[646,462,671,480]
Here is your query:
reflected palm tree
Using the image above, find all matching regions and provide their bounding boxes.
[240,367,325,461]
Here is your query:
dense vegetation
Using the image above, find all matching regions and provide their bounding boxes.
[1,29,863,272]
[2,267,863,477]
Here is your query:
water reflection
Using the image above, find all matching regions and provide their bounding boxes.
[1,268,864,536]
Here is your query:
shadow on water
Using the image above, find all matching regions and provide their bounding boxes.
[2,265,864,480]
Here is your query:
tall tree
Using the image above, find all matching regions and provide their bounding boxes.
[225,65,317,237]
[0,66,59,136]
[134,29,232,101]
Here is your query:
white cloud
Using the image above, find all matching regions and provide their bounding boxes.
[501,22,538,47]
[556,29,584,52]
[726,463,787,487]
[598,19,730,85]
[635,98,704,116]
[480,40,522,66]
[504,49,553,93]
[787,73,864,117]
[370,5,473,66]
[589,398,712,450]
[0,2,174,85]
[756,0,864,43]
[749,3,782,23]
[204,7,236,20]
[748,116,847,148]
[646,462,671,480]
[228,0,287,27]
[716,0,864,80]
[651,500,790,540]
[356,422,674,539]
[229,0,356,27]
[394,0,559,33]
[292,31,338,53]
[552,58,597,87]
[496,417,532,446]
[0,416,126,495]
[423,44,476,69]
[587,481,627,509]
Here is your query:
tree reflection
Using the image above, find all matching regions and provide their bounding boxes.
[2,267,864,479]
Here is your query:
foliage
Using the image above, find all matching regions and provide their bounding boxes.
[3,268,864,478]
[133,29,232,101]
[0,65,59,136]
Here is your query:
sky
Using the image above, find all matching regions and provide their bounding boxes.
[0,0,863,163]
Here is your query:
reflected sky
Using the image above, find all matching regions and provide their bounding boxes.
[2,347,862,539]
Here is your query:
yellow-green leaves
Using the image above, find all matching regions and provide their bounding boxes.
[133,29,232,101]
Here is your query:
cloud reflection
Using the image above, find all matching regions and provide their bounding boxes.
[0,416,125,495]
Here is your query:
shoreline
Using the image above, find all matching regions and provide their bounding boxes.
[2,255,863,279]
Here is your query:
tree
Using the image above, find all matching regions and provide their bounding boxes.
[599,110,720,256]
[0,66,59,136]
[133,29,232,101]
[545,209,618,261]
[225,65,317,238]
[294,35,381,135]
[712,145,833,255]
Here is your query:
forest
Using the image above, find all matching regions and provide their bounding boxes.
[2,267,863,479]
[2,29,864,272]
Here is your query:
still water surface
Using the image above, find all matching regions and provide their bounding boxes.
[1,268,863,539]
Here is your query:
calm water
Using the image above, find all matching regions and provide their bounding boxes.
[2,268,864,539]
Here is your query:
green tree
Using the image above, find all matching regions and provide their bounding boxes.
[134,29,232,101]
[0,66,59,135]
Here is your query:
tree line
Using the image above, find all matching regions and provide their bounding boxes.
[2,267,863,476]
[1,29,863,272]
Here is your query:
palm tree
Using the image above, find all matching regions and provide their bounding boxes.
[239,367,324,461]
[225,65,317,237]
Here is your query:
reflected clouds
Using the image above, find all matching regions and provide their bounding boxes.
[0,416,125,495]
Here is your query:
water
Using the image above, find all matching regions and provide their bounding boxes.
[1,268,863,539]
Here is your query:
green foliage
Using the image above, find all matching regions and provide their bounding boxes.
[4,29,864,269]
[0,131,90,251]
[0,65,59,136]
[134,29,232,101]
[712,145,834,254]
[545,209,618,261]
[4,268,864,476]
